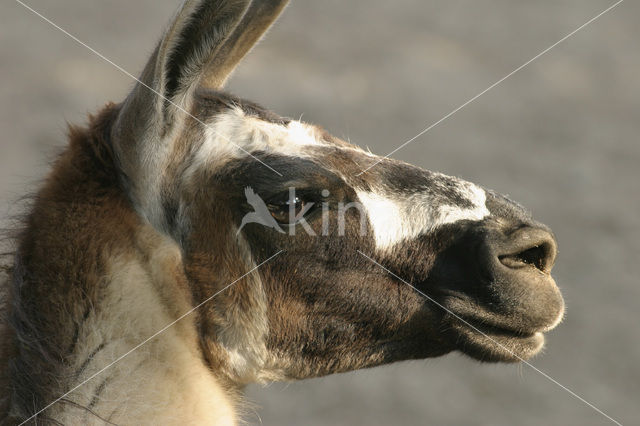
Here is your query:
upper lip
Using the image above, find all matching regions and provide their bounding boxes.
[435,290,555,337]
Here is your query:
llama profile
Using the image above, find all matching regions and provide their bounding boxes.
[1,1,564,424]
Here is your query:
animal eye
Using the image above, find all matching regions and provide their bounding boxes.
[267,196,307,224]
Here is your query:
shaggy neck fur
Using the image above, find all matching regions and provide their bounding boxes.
[2,105,237,425]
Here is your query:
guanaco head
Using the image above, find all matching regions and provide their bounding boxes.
[111,0,563,384]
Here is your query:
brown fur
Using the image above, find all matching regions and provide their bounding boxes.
[0,263,15,421]
[0,104,136,422]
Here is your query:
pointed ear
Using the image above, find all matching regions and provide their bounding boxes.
[199,0,290,89]
[161,0,289,100]
[113,2,288,180]
[111,0,288,224]
[119,0,287,122]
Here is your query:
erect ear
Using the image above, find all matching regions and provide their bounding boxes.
[161,0,290,102]
[133,0,287,111]
[111,0,288,219]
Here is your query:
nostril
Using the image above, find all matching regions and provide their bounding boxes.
[495,228,557,273]
[499,242,553,272]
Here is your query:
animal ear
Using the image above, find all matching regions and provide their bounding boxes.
[160,0,289,100]
[111,0,288,216]
[197,0,290,89]
[113,0,288,153]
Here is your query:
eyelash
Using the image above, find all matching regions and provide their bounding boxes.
[266,191,319,224]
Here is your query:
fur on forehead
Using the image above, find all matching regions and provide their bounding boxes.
[171,90,368,179]
[184,107,330,180]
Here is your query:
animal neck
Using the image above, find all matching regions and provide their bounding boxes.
[5,106,239,425]
[51,230,237,425]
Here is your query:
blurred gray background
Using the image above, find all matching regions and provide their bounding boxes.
[1,1,638,425]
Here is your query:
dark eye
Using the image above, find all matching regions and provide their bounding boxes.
[267,196,307,224]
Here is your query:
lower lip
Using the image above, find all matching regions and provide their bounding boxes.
[452,320,546,360]
[457,316,540,339]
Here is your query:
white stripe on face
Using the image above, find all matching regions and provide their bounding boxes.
[185,107,378,184]
[182,107,489,253]
[137,106,327,231]
[356,181,489,250]
[192,107,324,172]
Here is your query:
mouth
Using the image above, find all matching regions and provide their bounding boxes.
[446,313,546,362]
[432,284,563,363]
[430,223,564,363]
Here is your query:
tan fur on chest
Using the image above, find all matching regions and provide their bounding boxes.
[58,230,236,425]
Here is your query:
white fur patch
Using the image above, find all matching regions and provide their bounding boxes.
[191,107,325,173]
[137,107,336,230]
[215,234,274,385]
[356,181,489,250]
